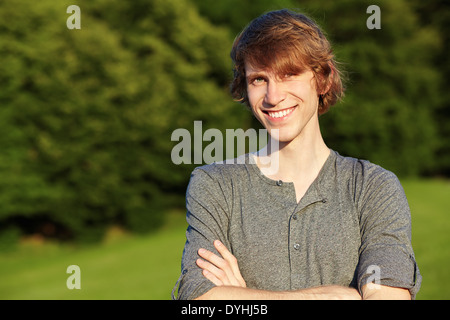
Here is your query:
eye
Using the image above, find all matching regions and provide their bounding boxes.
[251,76,266,85]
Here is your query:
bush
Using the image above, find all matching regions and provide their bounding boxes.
[0,0,247,242]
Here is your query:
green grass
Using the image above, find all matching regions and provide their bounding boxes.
[402,179,450,300]
[0,179,448,299]
[0,210,188,300]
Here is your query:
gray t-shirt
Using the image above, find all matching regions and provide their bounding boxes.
[172,150,421,299]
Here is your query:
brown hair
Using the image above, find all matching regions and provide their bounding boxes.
[230,9,344,115]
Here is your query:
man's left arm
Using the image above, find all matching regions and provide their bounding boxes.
[361,284,411,300]
[356,168,421,299]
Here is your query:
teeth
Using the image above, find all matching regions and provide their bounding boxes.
[268,107,294,118]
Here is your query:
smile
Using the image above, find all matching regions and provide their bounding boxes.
[263,106,296,120]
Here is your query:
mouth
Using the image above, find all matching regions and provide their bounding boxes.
[262,106,297,121]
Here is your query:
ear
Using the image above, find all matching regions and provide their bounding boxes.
[320,62,334,95]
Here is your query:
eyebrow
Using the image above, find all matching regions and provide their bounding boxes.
[245,70,266,80]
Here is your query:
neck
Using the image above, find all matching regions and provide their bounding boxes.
[256,127,330,183]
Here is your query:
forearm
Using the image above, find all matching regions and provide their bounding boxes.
[195,285,361,300]
[361,284,411,300]
[194,242,361,300]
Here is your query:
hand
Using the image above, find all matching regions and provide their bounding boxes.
[196,240,246,288]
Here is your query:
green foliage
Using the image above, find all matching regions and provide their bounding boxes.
[295,0,441,176]
[0,0,447,242]
[0,0,246,242]
[192,0,295,34]
[411,0,450,176]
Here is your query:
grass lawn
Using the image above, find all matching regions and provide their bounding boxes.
[0,179,448,300]
[0,210,188,300]
[402,179,450,300]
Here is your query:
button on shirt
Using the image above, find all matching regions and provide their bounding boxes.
[173,150,422,300]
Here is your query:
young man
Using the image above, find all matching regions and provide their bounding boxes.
[172,9,421,300]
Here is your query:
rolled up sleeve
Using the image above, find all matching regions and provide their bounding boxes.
[356,168,422,299]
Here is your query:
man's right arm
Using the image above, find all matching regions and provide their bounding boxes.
[174,167,233,300]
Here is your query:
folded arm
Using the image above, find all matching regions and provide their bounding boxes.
[196,285,363,300]
[195,240,410,300]
[195,240,361,300]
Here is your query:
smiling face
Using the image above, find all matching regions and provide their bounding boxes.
[230,10,344,121]
[245,61,321,145]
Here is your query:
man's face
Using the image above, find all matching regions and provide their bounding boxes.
[245,61,320,146]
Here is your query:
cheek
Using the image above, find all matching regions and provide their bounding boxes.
[247,88,265,114]
[247,91,266,124]
[246,87,259,107]
[290,83,319,106]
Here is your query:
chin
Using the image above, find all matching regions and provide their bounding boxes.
[266,130,299,145]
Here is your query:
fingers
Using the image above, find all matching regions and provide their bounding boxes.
[196,241,246,288]
[213,241,246,287]
[198,247,228,273]
[196,259,224,286]
[213,240,235,263]
[197,247,239,286]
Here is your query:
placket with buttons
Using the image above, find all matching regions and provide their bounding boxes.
[287,184,327,289]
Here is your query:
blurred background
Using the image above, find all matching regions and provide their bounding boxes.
[0,0,448,299]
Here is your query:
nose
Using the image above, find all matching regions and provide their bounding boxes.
[263,80,286,107]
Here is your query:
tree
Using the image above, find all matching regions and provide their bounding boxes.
[0,0,247,242]
[411,0,450,176]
